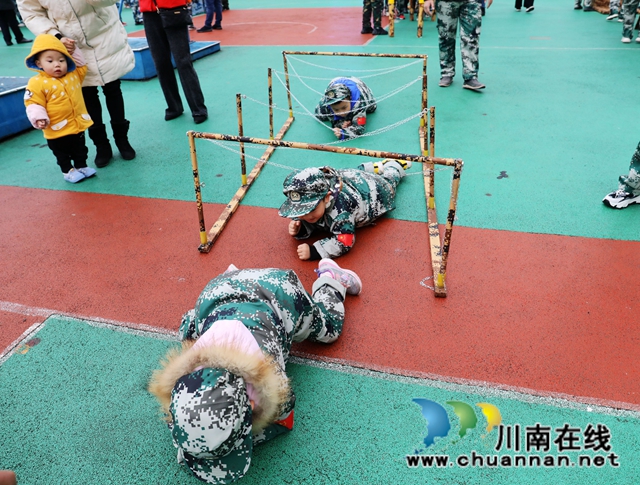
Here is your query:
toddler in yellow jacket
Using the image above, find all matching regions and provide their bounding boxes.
[24,34,95,183]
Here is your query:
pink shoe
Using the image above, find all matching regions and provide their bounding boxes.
[316,258,362,295]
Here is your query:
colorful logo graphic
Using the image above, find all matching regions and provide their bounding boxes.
[412,399,502,448]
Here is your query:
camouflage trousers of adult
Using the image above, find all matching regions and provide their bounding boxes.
[618,141,640,194]
[436,0,482,81]
[622,0,640,39]
[363,0,384,28]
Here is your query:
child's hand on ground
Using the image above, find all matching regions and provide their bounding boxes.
[333,128,342,139]
[297,243,311,260]
[289,220,301,236]
[60,37,76,54]
[35,119,48,129]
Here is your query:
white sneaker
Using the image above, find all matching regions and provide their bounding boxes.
[635,36,640,43]
[316,259,362,295]
[602,189,640,209]
[76,167,96,178]
[63,168,85,183]
[622,36,632,43]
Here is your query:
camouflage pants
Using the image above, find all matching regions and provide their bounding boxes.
[363,0,384,28]
[622,0,640,38]
[436,0,482,80]
[610,0,621,11]
[131,0,142,23]
[618,141,640,194]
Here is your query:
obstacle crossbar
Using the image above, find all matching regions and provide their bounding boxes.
[187,130,463,297]
[281,51,428,130]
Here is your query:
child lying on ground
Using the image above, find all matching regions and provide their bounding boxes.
[278,159,411,260]
[149,262,361,484]
[314,76,377,140]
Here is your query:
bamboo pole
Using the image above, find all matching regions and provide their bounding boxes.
[421,58,428,129]
[193,117,295,253]
[409,0,415,21]
[189,131,457,167]
[389,0,395,37]
[438,159,463,290]
[188,132,209,251]
[417,0,424,37]
[236,94,247,186]
[268,68,274,140]
[282,50,427,59]
[282,52,293,117]
[421,107,445,296]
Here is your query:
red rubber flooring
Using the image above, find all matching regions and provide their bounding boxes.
[1,186,638,410]
[129,8,388,46]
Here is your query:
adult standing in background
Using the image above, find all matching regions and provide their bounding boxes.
[139,0,208,124]
[18,0,136,168]
[424,0,492,91]
[0,0,32,46]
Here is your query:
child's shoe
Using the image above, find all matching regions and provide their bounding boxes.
[602,189,640,209]
[621,36,632,43]
[76,167,96,178]
[63,168,86,184]
[359,159,412,176]
[316,259,362,295]
[606,10,619,20]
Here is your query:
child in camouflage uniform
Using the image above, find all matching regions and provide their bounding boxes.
[602,140,640,208]
[279,161,410,260]
[314,77,377,140]
[149,262,361,484]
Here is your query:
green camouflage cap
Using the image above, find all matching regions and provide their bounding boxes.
[170,367,253,484]
[320,83,350,107]
[278,167,333,218]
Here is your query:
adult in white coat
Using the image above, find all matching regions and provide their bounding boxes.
[18,0,136,167]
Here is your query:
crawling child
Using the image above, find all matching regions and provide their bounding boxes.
[314,76,377,140]
[278,159,411,260]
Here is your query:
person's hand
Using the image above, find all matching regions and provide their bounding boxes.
[60,37,76,54]
[333,128,342,139]
[486,0,493,8]
[424,0,435,15]
[341,121,351,128]
[297,243,311,260]
[289,220,301,236]
[35,119,47,129]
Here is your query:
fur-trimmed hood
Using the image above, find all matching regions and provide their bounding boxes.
[148,340,290,432]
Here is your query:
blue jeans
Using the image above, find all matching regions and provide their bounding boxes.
[204,0,222,27]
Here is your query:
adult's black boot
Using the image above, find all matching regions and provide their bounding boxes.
[88,123,113,168]
[361,14,373,34]
[111,120,136,160]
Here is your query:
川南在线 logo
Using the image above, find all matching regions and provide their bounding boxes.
[412,399,502,449]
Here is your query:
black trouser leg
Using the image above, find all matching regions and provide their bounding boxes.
[102,80,127,124]
[164,23,207,118]
[83,86,104,127]
[0,9,24,43]
[143,12,184,117]
[83,86,113,166]
[47,133,88,173]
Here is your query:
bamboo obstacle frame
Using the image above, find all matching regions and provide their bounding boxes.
[186,50,463,297]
